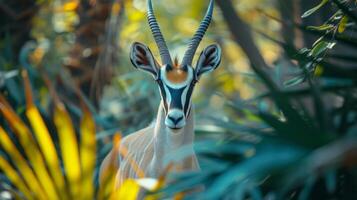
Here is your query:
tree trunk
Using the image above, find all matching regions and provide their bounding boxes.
[63,0,123,107]
[216,0,277,91]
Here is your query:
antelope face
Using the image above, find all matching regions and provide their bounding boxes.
[158,64,194,129]
[130,43,221,129]
[129,0,221,129]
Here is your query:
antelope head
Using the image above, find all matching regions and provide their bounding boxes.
[130,0,221,130]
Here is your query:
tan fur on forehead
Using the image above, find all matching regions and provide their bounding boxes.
[158,56,188,83]
[166,68,188,83]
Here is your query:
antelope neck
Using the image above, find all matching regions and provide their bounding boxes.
[150,101,195,174]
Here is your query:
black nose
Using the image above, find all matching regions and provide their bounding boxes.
[168,115,183,125]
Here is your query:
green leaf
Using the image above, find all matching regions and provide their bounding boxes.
[200,145,306,199]
[307,24,334,31]
[310,41,335,57]
[284,75,305,87]
[338,15,348,33]
[302,0,329,18]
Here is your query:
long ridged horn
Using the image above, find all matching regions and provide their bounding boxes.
[181,0,214,66]
[147,0,173,66]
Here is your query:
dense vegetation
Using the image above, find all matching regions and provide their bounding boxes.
[0,0,356,199]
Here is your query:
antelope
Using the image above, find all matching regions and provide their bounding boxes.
[100,0,221,188]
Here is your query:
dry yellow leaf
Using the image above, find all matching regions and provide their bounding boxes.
[63,1,79,12]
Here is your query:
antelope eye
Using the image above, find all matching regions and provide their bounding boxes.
[165,64,173,71]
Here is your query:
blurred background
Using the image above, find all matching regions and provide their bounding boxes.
[0,0,326,133]
[0,0,356,199]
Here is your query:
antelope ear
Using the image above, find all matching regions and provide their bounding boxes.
[195,44,221,80]
[130,42,159,78]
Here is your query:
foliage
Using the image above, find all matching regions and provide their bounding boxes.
[0,71,176,200]
[0,71,96,199]
[0,0,357,200]
[160,0,357,199]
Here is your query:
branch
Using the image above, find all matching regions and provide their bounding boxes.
[215,0,278,92]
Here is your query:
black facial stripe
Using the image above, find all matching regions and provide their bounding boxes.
[157,80,168,114]
[167,86,185,109]
[184,82,195,115]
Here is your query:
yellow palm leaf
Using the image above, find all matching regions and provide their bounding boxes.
[0,96,59,200]
[53,102,82,199]
[112,179,140,200]
[80,104,96,200]
[0,127,43,200]
[0,156,33,200]
[22,71,69,199]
